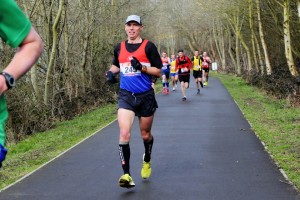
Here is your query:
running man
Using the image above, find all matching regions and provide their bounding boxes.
[106,15,162,188]
[202,51,211,86]
[191,50,204,94]
[161,52,170,94]
[175,49,192,101]
[170,54,178,91]
[0,0,44,168]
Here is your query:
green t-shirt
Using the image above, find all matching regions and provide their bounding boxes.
[0,0,31,146]
[0,0,31,48]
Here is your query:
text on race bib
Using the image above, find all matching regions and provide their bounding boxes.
[120,63,141,76]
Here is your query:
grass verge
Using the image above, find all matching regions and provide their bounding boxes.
[0,103,117,190]
[213,72,300,190]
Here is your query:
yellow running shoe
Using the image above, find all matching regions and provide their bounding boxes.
[204,81,208,86]
[141,155,152,179]
[119,174,135,188]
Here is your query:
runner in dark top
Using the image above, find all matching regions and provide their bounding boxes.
[106,15,162,188]
[175,49,192,101]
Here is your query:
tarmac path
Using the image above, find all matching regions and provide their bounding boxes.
[0,77,299,200]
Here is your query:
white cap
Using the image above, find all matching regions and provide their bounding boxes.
[125,15,142,25]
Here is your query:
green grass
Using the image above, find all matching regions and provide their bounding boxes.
[0,103,117,190]
[213,72,300,190]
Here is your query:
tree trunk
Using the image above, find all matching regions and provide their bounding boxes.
[254,33,264,74]
[63,2,72,101]
[188,40,196,53]
[227,8,243,75]
[232,13,242,75]
[236,34,241,75]
[298,0,300,18]
[227,28,237,70]
[209,33,217,61]
[220,32,226,70]
[237,31,252,72]
[213,20,226,70]
[283,0,299,77]
[256,0,272,75]
[248,0,258,71]
[44,0,65,105]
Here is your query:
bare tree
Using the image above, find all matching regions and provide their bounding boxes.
[256,0,272,75]
[44,0,65,105]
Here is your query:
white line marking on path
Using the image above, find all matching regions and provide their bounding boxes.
[0,119,117,193]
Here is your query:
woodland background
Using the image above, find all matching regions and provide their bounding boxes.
[1,0,299,143]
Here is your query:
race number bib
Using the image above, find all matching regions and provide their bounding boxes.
[181,68,188,72]
[162,63,168,70]
[120,63,141,76]
[196,65,200,69]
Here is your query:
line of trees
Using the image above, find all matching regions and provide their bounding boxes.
[153,0,300,78]
[1,0,299,143]
[152,0,300,103]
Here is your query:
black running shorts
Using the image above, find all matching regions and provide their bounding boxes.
[193,70,202,79]
[178,74,190,83]
[118,89,158,117]
[203,68,209,73]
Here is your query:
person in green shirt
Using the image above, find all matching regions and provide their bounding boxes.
[0,0,44,168]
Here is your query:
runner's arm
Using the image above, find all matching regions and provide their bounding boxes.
[187,57,193,70]
[175,59,179,71]
[0,27,43,93]
[143,65,161,77]
[107,43,121,75]
[2,27,43,80]
[108,65,120,74]
[207,57,211,64]
[145,41,162,78]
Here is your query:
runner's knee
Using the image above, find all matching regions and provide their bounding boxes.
[141,130,152,141]
[120,130,130,141]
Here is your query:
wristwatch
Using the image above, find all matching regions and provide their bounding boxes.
[141,65,147,73]
[0,72,15,89]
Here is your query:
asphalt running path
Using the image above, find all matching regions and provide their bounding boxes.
[0,77,299,200]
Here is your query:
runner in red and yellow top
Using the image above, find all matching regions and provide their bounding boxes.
[175,49,192,101]
[191,50,204,94]
[202,51,211,86]
[170,54,178,91]
[161,52,170,94]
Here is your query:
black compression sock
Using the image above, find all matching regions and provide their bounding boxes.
[119,143,130,174]
[143,137,154,162]
[200,81,203,88]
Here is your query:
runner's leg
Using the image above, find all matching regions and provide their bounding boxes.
[118,109,135,175]
[139,115,154,162]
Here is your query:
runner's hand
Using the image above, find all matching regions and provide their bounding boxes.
[105,71,117,83]
[152,77,157,83]
[131,57,142,71]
